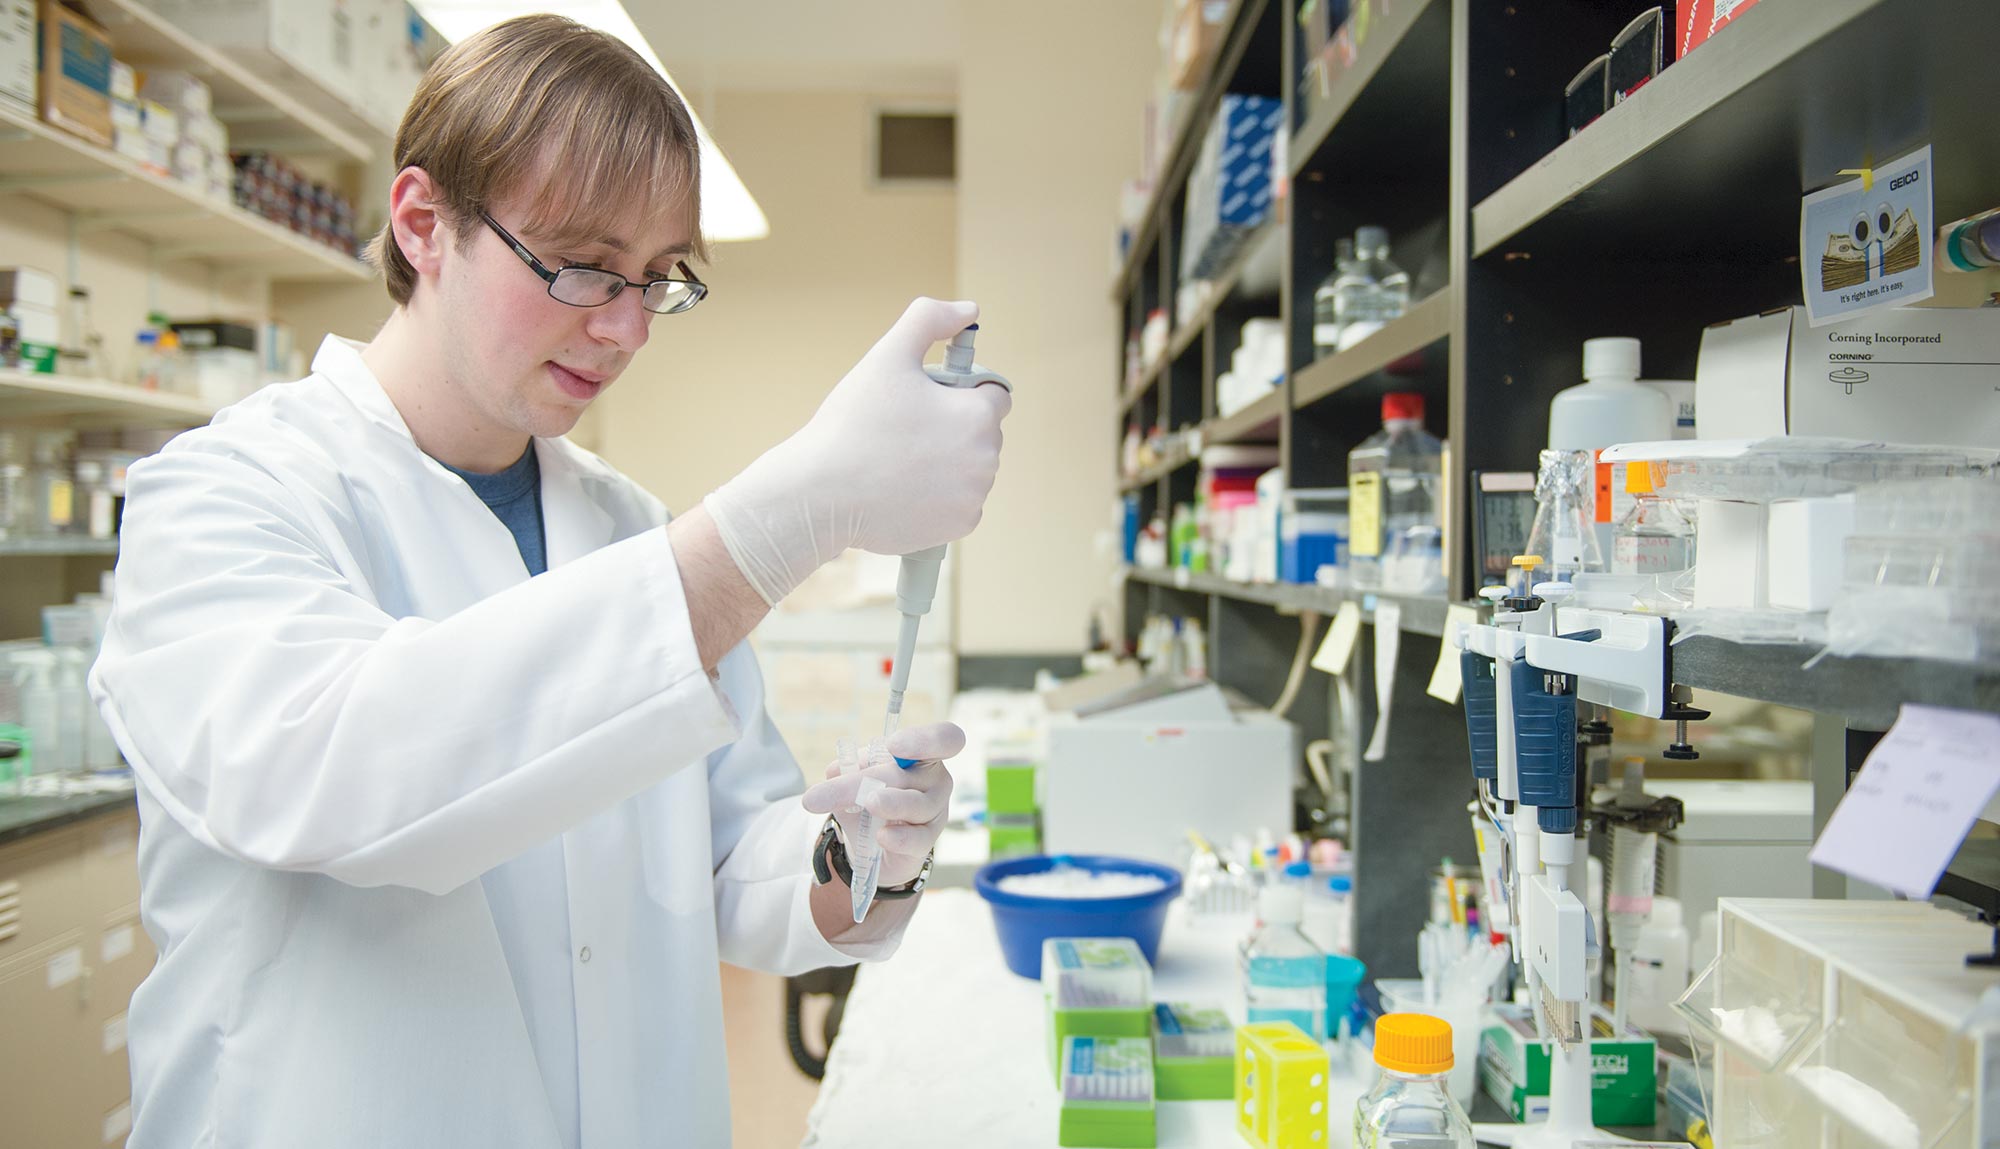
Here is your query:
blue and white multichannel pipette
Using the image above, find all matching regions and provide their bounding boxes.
[881,325,1012,737]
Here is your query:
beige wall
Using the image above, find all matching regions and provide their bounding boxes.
[595,88,957,512]
[954,0,1158,654]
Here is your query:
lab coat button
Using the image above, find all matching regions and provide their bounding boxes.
[578,946,592,963]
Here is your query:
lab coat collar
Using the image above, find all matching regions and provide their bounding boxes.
[309,334,615,569]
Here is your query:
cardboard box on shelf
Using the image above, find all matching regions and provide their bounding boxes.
[1167,0,1226,92]
[0,266,60,310]
[139,70,212,118]
[141,0,366,129]
[0,0,30,111]
[1678,0,1760,57]
[38,0,114,147]
[138,99,179,146]
[109,58,135,102]
[1695,306,2000,449]
[8,301,60,372]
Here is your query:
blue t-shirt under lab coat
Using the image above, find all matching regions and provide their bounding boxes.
[441,443,548,575]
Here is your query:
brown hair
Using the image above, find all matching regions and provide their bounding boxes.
[369,14,707,304]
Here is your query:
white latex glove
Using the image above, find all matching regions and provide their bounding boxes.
[801,722,963,889]
[704,298,1011,605]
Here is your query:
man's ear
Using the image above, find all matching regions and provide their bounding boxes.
[388,166,450,279]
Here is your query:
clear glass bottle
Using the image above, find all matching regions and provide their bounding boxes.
[1347,393,1443,591]
[1525,448,1605,581]
[1353,1013,1474,1149]
[1313,237,1357,359]
[29,432,74,538]
[1611,459,1693,575]
[1332,226,1411,352]
[1241,883,1328,1040]
[62,286,100,378]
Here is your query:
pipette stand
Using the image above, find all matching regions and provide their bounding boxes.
[1455,576,1675,1149]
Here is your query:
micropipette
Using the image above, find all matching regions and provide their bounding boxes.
[883,324,1012,736]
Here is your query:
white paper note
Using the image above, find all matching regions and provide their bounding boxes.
[1364,602,1403,762]
[1427,605,1480,704]
[1312,601,1363,676]
[1809,704,2000,897]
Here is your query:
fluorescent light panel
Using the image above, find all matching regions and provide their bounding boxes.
[409,0,770,242]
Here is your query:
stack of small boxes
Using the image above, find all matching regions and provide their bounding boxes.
[1178,94,1282,283]
[0,266,60,373]
[1150,1003,1235,1101]
[1045,937,1155,1147]
[984,740,1039,859]
[111,68,231,200]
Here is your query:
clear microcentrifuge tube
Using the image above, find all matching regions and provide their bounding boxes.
[846,737,890,923]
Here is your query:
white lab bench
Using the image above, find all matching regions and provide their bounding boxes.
[801,888,1376,1148]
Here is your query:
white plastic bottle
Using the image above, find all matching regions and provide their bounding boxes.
[1624,895,1691,1034]
[52,646,88,781]
[1312,237,1357,357]
[14,649,60,787]
[1347,393,1443,592]
[1242,883,1328,1040]
[1354,1013,1475,1149]
[1548,337,1672,558]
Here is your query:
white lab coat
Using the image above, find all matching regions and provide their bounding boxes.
[90,336,897,1149]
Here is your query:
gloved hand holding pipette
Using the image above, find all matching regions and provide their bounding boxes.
[704,299,1011,606]
[802,723,963,918]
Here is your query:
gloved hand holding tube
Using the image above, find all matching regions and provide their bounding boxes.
[703,298,1011,606]
[802,722,964,902]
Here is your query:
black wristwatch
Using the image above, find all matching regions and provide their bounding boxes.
[812,815,931,902]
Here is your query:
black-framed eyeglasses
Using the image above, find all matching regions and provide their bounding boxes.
[480,211,707,315]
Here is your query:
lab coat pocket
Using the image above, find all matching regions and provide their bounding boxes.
[636,768,715,915]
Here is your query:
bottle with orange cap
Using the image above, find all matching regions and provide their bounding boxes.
[1610,459,1693,576]
[1353,1013,1475,1148]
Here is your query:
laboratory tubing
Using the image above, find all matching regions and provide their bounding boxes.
[1347,393,1444,593]
[1330,225,1411,352]
[1352,1013,1475,1149]
[1242,883,1329,1040]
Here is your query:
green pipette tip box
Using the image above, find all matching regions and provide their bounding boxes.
[1045,938,1152,1077]
[985,762,1038,815]
[988,816,1040,859]
[1150,1002,1235,1100]
[1058,1036,1156,1149]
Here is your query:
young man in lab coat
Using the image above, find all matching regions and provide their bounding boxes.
[89,16,1008,1148]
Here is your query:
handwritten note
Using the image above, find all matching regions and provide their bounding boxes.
[1312,601,1363,676]
[1809,704,2000,897]
[1364,602,1402,762]
[1427,605,1481,704]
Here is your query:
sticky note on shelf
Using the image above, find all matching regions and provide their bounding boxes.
[1364,602,1402,762]
[1809,704,2000,898]
[1312,601,1363,676]
[1426,605,1480,704]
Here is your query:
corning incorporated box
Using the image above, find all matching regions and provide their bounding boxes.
[1695,306,2000,449]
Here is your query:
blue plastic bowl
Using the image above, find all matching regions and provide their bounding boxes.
[973,854,1183,979]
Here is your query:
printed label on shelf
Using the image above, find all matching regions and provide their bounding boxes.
[1426,605,1480,704]
[1809,704,2000,897]
[1348,473,1382,557]
[1799,145,1934,326]
[1311,601,1363,676]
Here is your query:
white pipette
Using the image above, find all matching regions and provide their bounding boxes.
[884,325,1011,736]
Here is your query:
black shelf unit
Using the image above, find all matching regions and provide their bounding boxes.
[1111,0,2000,974]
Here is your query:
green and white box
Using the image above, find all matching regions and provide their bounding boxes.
[1150,1002,1234,1100]
[1479,1003,1656,1127]
[1044,937,1152,1076]
[1058,1035,1156,1149]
